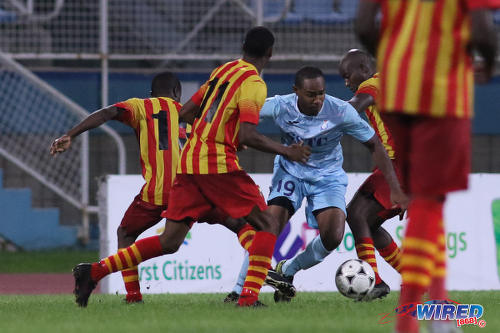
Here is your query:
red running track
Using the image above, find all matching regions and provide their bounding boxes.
[0,274,100,294]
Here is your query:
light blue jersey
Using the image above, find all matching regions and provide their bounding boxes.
[260,93,375,182]
[231,93,377,289]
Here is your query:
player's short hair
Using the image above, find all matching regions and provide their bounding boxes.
[294,66,324,88]
[242,26,275,58]
[151,71,181,95]
[343,49,376,71]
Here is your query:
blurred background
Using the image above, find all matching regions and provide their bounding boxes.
[0,0,499,251]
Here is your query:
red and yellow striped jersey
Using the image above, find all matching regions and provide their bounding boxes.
[115,97,182,205]
[374,0,491,118]
[179,59,267,174]
[355,74,395,159]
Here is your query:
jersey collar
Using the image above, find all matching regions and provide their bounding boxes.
[239,59,259,74]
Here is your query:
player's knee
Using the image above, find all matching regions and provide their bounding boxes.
[160,238,182,254]
[117,226,128,242]
[261,213,280,235]
[320,229,343,252]
[346,205,364,225]
[221,217,246,234]
[157,232,183,254]
[369,222,382,233]
[247,209,280,235]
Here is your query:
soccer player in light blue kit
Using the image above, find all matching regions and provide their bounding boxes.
[225,66,407,303]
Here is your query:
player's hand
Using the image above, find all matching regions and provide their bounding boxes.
[237,144,248,152]
[286,142,311,163]
[50,135,72,156]
[474,60,493,84]
[398,208,406,221]
[390,187,409,219]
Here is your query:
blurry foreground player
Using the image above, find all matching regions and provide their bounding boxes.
[50,72,185,303]
[357,0,497,332]
[70,26,311,308]
[339,49,404,300]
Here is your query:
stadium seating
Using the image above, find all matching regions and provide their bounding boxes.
[0,9,17,23]
[250,0,358,25]
[293,0,358,24]
[0,169,77,250]
[249,0,302,24]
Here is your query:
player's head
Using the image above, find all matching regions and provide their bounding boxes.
[293,66,326,116]
[242,26,274,64]
[150,71,182,102]
[339,49,376,93]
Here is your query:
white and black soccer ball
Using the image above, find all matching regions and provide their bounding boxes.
[335,259,376,300]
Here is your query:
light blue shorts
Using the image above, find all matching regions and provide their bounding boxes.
[267,164,347,229]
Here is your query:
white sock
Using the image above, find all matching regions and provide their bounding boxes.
[232,252,249,294]
[282,235,331,277]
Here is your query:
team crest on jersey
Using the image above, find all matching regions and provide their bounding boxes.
[321,120,328,130]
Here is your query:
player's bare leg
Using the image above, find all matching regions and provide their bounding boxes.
[218,217,255,302]
[227,202,295,303]
[116,227,143,303]
[371,227,402,274]
[347,191,392,300]
[271,207,344,302]
[73,220,190,307]
[237,206,293,307]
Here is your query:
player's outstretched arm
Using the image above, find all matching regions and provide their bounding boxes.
[356,0,380,56]
[50,106,121,156]
[348,93,374,114]
[362,135,409,213]
[239,122,311,163]
[179,99,200,125]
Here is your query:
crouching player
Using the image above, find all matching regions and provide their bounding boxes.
[340,49,405,300]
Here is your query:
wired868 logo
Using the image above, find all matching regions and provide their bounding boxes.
[379,299,486,328]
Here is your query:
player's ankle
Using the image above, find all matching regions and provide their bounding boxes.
[126,292,143,303]
[238,288,258,306]
[90,262,107,282]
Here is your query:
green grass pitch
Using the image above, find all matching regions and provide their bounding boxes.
[1,291,499,333]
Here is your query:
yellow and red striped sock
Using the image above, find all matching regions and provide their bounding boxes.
[396,197,442,333]
[238,231,276,306]
[377,240,402,273]
[237,223,256,251]
[355,237,382,284]
[429,219,447,300]
[121,265,141,300]
[91,235,163,282]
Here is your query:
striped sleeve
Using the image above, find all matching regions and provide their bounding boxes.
[238,78,267,124]
[191,81,209,106]
[114,98,142,128]
[355,77,378,99]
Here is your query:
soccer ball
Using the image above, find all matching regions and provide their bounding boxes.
[335,259,376,300]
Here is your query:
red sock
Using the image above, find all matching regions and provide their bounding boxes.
[238,231,276,306]
[121,265,141,301]
[398,284,426,333]
[429,219,447,300]
[237,223,256,251]
[396,197,442,333]
[91,236,163,282]
[355,237,382,284]
[377,240,402,273]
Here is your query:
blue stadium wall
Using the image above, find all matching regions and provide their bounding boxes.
[37,71,500,135]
